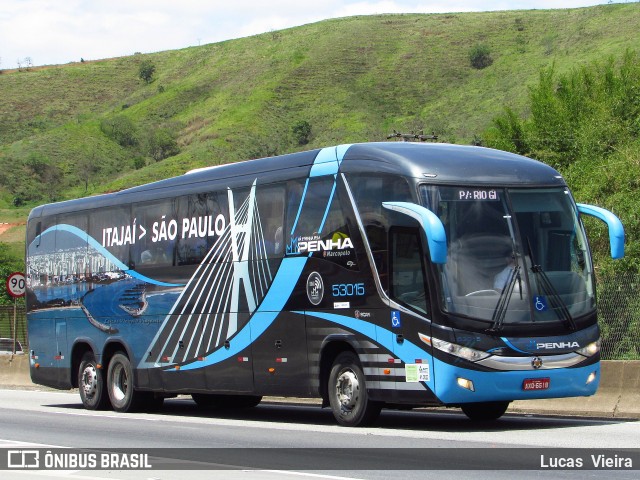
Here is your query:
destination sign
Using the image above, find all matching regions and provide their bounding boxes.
[452,188,500,202]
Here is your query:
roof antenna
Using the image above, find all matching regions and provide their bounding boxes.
[387,130,438,142]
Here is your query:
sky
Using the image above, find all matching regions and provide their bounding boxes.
[0,1,627,68]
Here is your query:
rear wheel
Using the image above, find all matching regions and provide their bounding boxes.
[107,352,145,413]
[461,401,510,421]
[328,351,381,427]
[78,352,109,410]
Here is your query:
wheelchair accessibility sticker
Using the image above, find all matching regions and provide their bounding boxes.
[391,310,402,328]
[534,296,548,312]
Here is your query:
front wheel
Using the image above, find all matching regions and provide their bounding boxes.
[461,401,510,421]
[107,352,143,413]
[328,351,381,427]
[78,352,109,410]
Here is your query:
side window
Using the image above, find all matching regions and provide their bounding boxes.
[255,184,285,258]
[318,187,358,270]
[348,174,413,286]
[390,228,429,315]
[132,199,176,268]
[176,193,222,266]
[89,205,132,270]
[56,212,89,280]
[288,177,335,239]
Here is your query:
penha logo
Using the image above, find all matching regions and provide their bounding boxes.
[536,341,580,350]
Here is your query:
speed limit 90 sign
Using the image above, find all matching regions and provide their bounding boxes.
[6,272,26,298]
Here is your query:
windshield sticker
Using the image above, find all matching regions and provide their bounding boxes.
[534,296,549,312]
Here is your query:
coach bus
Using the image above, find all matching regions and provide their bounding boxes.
[25,142,624,426]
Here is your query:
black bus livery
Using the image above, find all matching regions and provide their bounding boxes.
[25,142,625,426]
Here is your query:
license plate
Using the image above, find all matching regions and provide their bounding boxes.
[522,378,550,391]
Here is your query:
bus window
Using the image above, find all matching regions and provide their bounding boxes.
[288,177,334,238]
[390,228,429,315]
[255,184,285,257]
[131,200,175,268]
[176,193,220,266]
[319,186,358,270]
[88,205,132,272]
[56,212,89,283]
[347,174,412,284]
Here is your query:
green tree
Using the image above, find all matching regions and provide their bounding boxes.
[100,115,138,147]
[0,243,25,306]
[138,60,156,84]
[484,51,640,169]
[147,128,179,161]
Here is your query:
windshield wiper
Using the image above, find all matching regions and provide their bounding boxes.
[486,264,520,334]
[526,238,577,331]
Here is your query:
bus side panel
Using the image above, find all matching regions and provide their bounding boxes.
[252,311,311,397]
[27,314,61,388]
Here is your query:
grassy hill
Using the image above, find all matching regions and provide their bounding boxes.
[1,2,640,269]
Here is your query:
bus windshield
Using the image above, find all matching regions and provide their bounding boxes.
[420,185,595,329]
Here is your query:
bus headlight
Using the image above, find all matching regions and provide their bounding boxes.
[430,337,490,362]
[576,339,601,357]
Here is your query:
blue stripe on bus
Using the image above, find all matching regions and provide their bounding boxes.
[309,145,352,178]
[309,147,338,177]
[36,224,184,287]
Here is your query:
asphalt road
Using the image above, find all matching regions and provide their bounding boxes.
[0,388,638,480]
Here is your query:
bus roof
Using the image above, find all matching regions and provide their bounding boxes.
[28,142,565,219]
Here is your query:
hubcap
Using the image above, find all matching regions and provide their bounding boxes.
[336,369,360,411]
[81,365,97,397]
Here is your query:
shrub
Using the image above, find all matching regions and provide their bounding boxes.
[469,44,493,69]
[100,116,138,147]
[292,120,312,145]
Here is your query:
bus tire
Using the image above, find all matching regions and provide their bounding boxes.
[107,352,141,413]
[78,352,109,410]
[328,351,381,427]
[461,401,510,421]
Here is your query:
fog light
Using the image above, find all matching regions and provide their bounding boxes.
[586,371,597,385]
[457,377,475,392]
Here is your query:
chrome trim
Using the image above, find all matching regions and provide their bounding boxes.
[475,352,586,371]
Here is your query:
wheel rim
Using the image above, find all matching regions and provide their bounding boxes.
[111,363,128,402]
[335,369,360,413]
[81,365,97,398]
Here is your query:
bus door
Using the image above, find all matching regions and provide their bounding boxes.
[388,227,434,396]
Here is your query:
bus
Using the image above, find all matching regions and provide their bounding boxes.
[25,142,624,426]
